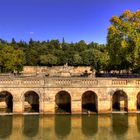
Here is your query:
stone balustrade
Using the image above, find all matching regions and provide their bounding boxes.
[0,76,139,88]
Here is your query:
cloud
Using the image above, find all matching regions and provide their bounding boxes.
[29,31,34,35]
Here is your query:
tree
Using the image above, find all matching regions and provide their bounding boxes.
[0,45,25,72]
[107,10,140,72]
[40,54,58,66]
[72,53,82,66]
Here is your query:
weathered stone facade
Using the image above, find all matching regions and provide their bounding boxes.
[0,76,140,114]
[22,66,93,77]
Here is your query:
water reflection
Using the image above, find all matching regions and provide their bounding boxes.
[112,114,128,135]
[23,115,39,137]
[0,116,12,138]
[55,115,71,139]
[82,115,98,137]
[137,114,140,132]
[0,114,140,140]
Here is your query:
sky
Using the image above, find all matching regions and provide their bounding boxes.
[0,0,140,44]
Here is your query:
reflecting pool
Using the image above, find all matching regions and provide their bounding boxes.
[0,114,140,140]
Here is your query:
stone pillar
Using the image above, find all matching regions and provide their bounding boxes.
[98,98,111,113]
[39,97,44,114]
[13,96,24,114]
[43,96,55,114]
[128,94,136,113]
[71,100,81,114]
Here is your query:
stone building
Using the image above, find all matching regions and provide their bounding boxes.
[0,75,139,114]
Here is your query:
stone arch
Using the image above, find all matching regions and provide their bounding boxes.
[0,91,13,113]
[24,91,39,113]
[21,89,41,100]
[55,91,71,113]
[112,90,128,112]
[82,91,98,113]
[137,92,140,111]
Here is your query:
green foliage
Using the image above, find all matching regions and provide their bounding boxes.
[40,54,58,66]
[0,45,25,72]
[0,38,107,72]
[107,10,140,71]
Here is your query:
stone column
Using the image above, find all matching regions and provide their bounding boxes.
[43,96,55,114]
[13,96,24,114]
[98,98,111,113]
[71,100,81,114]
[39,97,44,114]
[128,94,137,113]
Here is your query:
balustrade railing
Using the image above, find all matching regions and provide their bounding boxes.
[0,76,139,87]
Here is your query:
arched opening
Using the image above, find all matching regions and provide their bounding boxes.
[24,91,39,113]
[55,91,71,113]
[82,91,98,113]
[137,92,140,111]
[112,90,128,112]
[0,91,13,113]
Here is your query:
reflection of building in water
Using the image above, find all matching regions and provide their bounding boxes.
[0,116,12,138]
[112,114,128,135]
[1,115,140,139]
[82,115,98,137]
[55,115,71,139]
[137,114,140,132]
[23,115,39,137]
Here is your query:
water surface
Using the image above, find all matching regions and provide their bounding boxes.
[0,114,140,140]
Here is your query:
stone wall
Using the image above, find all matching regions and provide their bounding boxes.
[0,77,138,114]
[22,66,93,77]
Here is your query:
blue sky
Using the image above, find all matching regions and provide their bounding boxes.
[0,0,140,44]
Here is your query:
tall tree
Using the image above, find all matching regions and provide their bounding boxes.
[107,10,140,72]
